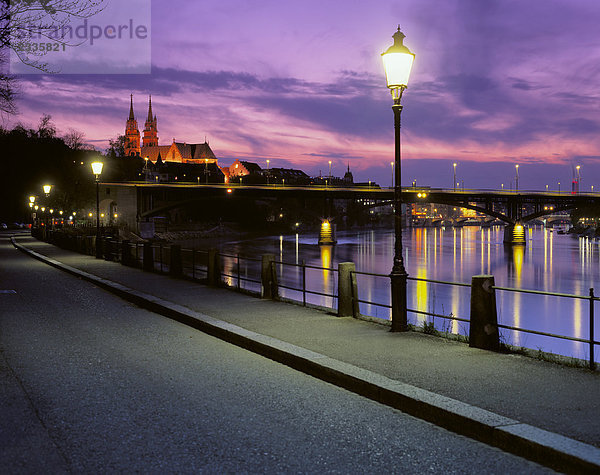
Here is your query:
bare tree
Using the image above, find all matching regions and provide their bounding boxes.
[0,1,105,113]
[63,127,84,149]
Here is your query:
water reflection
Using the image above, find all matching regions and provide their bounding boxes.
[321,245,333,305]
[218,225,597,360]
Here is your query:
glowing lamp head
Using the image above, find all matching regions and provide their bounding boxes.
[382,27,415,95]
[43,184,52,195]
[91,161,104,176]
[29,195,35,203]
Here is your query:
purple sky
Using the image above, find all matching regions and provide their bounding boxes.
[6,0,600,190]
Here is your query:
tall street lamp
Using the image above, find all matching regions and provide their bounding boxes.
[91,161,104,258]
[515,164,519,191]
[576,165,581,193]
[382,26,415,332]
[390,162,394,187]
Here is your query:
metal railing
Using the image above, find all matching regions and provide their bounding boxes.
[39,229,598,370]
[274,259,338,308]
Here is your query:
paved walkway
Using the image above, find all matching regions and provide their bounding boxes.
[10,235,600,472]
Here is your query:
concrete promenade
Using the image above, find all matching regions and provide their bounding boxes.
[10,235,600,472]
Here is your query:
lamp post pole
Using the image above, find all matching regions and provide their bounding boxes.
[382,26,414,332]
[91,161,104,258]
[515,164,519,191]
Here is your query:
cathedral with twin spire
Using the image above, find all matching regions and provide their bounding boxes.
[124,95,217,165]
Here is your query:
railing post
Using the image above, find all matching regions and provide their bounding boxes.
[261,254,278,299]
[590,288,595,371]
[143,242,154,272]
[103,237,112,261]
[192,249,196,279]
[159,244,163,273]
[469,275,500,351]
[302,259,306,306]
[170,244,182,277]
[237,254,241,289]
[207,249,221,287]
[338,262,358,317]
[121,240,131,266]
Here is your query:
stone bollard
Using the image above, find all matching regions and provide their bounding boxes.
[261,254,278,299]
[207,249,221,287]
[469,275,500,351]
[170,244,182,277]
[121,240,131,266]
[338,262,358,317]
[143,242,154,272]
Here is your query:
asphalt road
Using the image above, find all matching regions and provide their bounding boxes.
[0,232,550,473]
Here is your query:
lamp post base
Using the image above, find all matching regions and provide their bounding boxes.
[390,270,408,332]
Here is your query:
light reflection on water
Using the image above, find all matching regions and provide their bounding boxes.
[219,226,599,360]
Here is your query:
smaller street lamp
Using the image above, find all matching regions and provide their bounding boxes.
[91,161,104,258]
[266,159,270,185]
[515,165,519,191]
[453,163,457,191]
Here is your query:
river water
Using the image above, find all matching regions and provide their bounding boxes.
[213,225,598,361]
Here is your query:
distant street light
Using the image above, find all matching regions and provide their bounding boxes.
[576,165,581,194]
[382,26,415,332]
[43,184,52,196]
[515,164,519,191]
[390,162,394,187]
[328,160,332,179]
[558,182,561,193]
[91,161,104,258]
[453,163,457,191]
[266,159,270,185]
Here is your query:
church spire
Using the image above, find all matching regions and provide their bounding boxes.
[129,93,135,120]
[143,94,159,148]
[125,94,141,157]
[147,94,153,122]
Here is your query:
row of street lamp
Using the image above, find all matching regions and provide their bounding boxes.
[29,161,105,257]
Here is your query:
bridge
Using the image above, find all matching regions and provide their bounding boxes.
[99,182,600,244]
